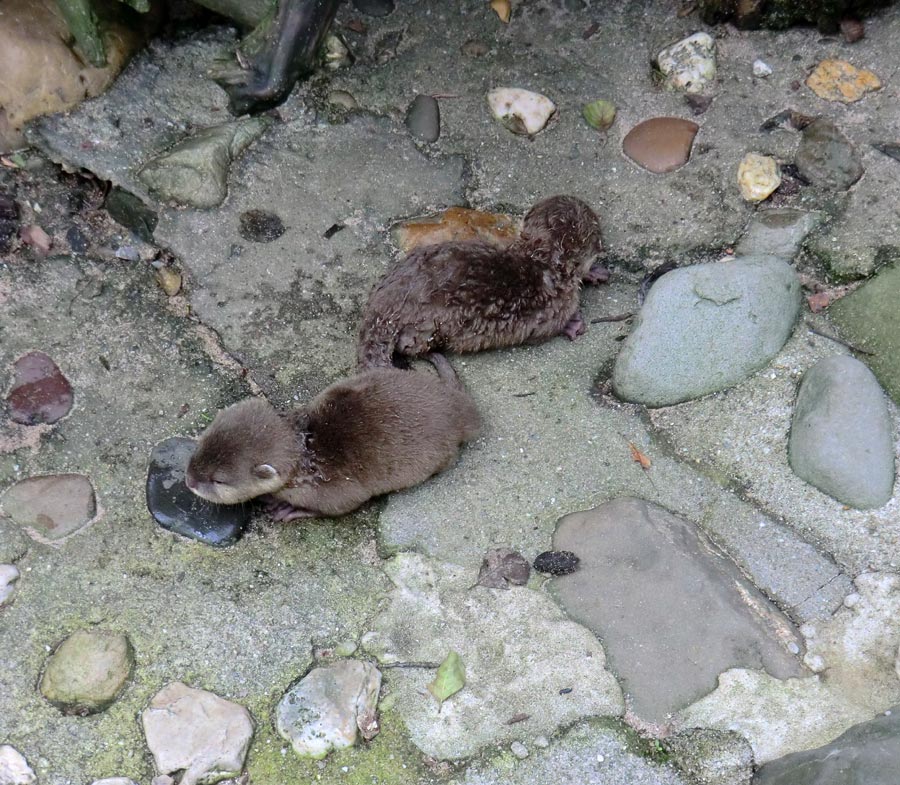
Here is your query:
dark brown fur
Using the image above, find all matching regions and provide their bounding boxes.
[357,195,604,369]
[186,364,480,518]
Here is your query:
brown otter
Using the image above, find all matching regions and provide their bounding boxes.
[357,195,608,369]
[185,358,480,520]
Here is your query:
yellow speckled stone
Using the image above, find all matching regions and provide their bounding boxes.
[738,153,781,202]
[806,59,881,103]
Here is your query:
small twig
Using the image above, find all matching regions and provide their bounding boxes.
[430,93,462,99]
[805,321,875,356]
[380,661,441,670]
[512,391,536,397]
[590,312,634,324]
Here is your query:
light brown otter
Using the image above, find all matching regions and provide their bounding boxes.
[357,195,608,369]
[185,358,480,520]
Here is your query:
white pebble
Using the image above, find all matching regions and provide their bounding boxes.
[487,88,556,136]
[0,745,35,785]
[510,741,529,759]
[753,59,773,78]
[0,565,20,607]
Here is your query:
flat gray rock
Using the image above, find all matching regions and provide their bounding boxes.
[734,209,822,261]
[789,355,895,509]
[612,255,801,407]
[141,682,254,785]
[275,660,381,759]
[753,707,900,785]
[795,119,863,192]
[362,553,623,760]
[1,473,96,542]
[550,498,805,722]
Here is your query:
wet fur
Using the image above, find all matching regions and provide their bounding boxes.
[186,365,480,518]
[358,195,603,368]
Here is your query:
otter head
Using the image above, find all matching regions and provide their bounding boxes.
[521,195,602,276]
[185,398,297,505]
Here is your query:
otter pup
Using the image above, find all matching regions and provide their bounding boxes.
[185,359,480,520]
[357,195,608,369]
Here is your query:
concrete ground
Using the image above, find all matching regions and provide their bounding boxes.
[2,1,899,783]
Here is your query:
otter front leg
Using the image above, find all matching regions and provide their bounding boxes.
[215,0,342,115]
[269,501,320,521]
[563,311,587,341]
[583,263,610,285]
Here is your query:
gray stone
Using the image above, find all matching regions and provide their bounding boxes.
[352,0,395,16]
[664,728,754,785]
[510,741,529,759]
[141,682,254,785]
[275,660,381,759]
[40,629,133,714]
[612,256,801,407]
[753,707,900,785]
[405,94,440,142]
[734,209,823,261]
[0,746,34,785]
[795,120,864,191]
[829,263,900,403]
[137,118,271,208]
[1,474,96,542]
[451,720,688,785]
[789,356,895,509]
[550,498,804,722]
[0,564,19,607]
[362,553,623,760]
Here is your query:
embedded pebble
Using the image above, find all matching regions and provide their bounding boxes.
[142,682,254,785]
[40,629,133,714]
[533,735,550,749]
[105,187,158,241]
[533,550,580,576]
[352,0,394,17]
[324,34,351,69]
[622,117,699,173]
[510,741,529,759]
[795,119,863,191]
[0,564,19,608]
[66,225,88,253]
[0,745,35,785]
[328,90,358,110]
[840,18,865,43]
[753,59,773,78]
[276,660,381,759]
[613,255,800,406]
[737,153,781,202]
[115,244,140,261]
[6,351,73,425]
[656,32,716,93]
[461,39,489,57]
[2,474,96,541]
[788,355,894,509]
[806,59,881,103]
[238,209,285,242]
[405,94,440,143]
[396,206,518,253]
[155,266,182,296]
[146,437,250,547]
[734,208,822,260]
[487,88,556,136]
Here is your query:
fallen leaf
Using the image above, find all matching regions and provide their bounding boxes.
[357,708,380,741]
[476,548,531,589]
[628,442,652,470]
[506,712,531,725]
[807,285,855,312]
[490,0,511,23]
[20,224,52,252]
[582,22,600,39]
[428,651,465,704]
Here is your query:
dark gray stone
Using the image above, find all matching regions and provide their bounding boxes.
[352,0,395,17]
[549,498,805,722]
[795,119,864,191]
[405,95,440,143]
[612,256,801,407]
[734,209,822,261]
[754,707,900,785]
[788,356,895,509]
[146,436,250,547]
[105,187,157,242]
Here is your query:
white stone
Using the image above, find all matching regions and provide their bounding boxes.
[275,660,381,759]
[0,564,19,607]
[533,735,550,748]
[510,741,529,759]
[362,553,623,760]
[657,32,717,93]
[141,682,254,785]
[487,88,556,135]
[753,59,773,78]
[738,153,781,202]
[0,746,35,785]
[91,779,138,785]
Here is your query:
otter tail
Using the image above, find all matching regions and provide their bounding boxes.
[424,352,463,390]
[357,318,398,370]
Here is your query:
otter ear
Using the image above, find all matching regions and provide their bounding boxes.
[252,463,279,481]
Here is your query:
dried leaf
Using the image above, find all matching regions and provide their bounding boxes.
[490,0,511,23]
[428,651,465,704]
[582,22,600,40]
[807,286,854,312]
[357,707,380,741]
[628,442,652,470]
[476,548,531,589]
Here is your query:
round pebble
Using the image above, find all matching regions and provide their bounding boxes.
[0,564,20,608]
[405,95,440,143]
[510,741,529,759]
[2,474,96,541]
[753,59,773,78]
[656,32,716,94]
[738,153,781,202]
[239,209,285,243]
[622,117,698,173]
[533,550,580,576]
[6,351,73,425]
[0,745,35,785]
[487,88,556,136]
[461,39,489,57]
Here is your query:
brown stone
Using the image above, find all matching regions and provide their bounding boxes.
[622,117,699,173]
[1,474,96,541]
[395,207,519,253]
[6,351,73,425]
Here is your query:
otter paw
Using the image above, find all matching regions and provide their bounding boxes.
[584,264,610,285]
[563,313,587,341]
